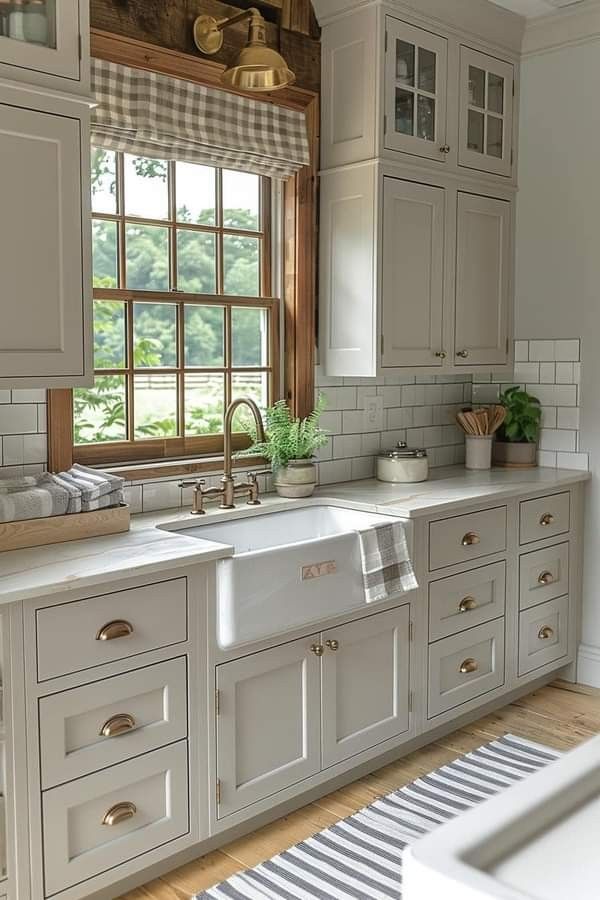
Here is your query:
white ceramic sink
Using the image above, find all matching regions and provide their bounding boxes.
[172,505,414,649]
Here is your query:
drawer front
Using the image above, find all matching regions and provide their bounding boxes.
[39,657,188,790]
[519,595,569,676]
[520,492,570,545]
[429,562,506,642]
[42,741,189,896]
[429,507,507,571]
[519,543,569,611]
[428,619,505,718]
[36,578,188,681]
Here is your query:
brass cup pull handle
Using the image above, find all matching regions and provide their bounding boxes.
[439,144,451,154]
[459,596,478,613]
[462,532,481,547]
[538,626,555,641]
[460,658,479,675]
[96,620,134,642]
[100,713,136,738]
[435,351,447,359]
[310,643,324,657]
[538,571,555,586]
[325,639,339,651]
[456,350,469,359]
[102,801,137,827]
[540,513,555,527]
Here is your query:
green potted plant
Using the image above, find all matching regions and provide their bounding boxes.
[239,396,330,498]
[493,386,542,468]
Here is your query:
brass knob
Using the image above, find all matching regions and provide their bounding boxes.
[538,625,555,641]
[462,532,481,547]
[325,639,339,651]
[459,596,478,613]
[456,350,469,359]
[435,351,447,359]
[538,571,555,586]
[102,801,137,827]
[100,713,136,738]
[310,643,324,657]
[440,144,451,154]
[96,620,134,642]
[539,513,555,527]
[460,658,479,675]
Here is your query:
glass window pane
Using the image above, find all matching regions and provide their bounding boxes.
[176,230,216,294]
[231,372,268,432]
[418,47,436,93]
[74,375,127,445]
[223,170,260,231]
[91,148,117,214]
[184,305,225,367]
[487,115,503,159]
[7,0,57,48]
[124,154,169,220]
[92,220,118,288]
[223,235,260,296]
[488,73,504,114]
[417,95,435,142]
[176,162,216,225]
[94,301,126,369]
[126,224,169,291]
[134,374,177,438]
[395,40,414,86]
[232,307,268,367]
[467,109,485,153]
[133,302,177,368]
[185,373,225,436]
[468,66,485,108]
[395,88,414,136]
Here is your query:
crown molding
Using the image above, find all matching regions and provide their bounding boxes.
[523,0,600,56]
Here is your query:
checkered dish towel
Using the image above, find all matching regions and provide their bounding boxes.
[358,520,418,603]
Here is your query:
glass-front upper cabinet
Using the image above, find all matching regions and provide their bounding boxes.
[0,0,84,89]
[459,46,514,178]
[384,18,448,162]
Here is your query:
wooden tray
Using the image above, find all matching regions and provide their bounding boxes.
[0,504,130,553]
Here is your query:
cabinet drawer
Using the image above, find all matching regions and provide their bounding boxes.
[428,619,505,718]
[39,657,188,790]
[429,562,506,642]
[36,578,188,681]
[519,596,569,676]
[520,492,570,545]
[42,741,189,897]
[520,543,569,611]
[429,507,507,571]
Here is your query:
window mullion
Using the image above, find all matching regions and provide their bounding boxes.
[126,298,135,443]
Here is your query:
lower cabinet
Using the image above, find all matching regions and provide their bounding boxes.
[216,605,411,818]
[518,595,569,676]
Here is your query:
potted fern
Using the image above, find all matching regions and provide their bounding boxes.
[239,396,329,498]
[493,386,542,468]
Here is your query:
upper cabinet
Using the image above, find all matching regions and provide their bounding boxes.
[459,48,514,178]
[0,0,89,93]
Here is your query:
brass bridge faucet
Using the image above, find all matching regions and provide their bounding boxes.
[180,397,266,515]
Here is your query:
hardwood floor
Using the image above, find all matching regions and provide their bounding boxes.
[121,681,600,899]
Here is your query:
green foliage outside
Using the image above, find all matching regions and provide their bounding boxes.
[238,396,329,470]
[498,386,542,444]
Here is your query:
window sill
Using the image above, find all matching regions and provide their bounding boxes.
[105,455,267,482]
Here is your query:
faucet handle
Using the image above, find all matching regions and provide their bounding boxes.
[179,478,206,489]
[246,471,262,506]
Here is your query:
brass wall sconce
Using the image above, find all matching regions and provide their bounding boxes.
[193,7,295,92]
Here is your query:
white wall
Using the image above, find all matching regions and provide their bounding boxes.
[516,37,600,684]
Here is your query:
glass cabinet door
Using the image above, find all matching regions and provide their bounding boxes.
[459,47,514,178]
[0,0,81,84]
[384,18,448,162]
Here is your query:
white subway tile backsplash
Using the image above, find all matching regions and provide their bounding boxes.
[123,484,143,514]
[539,362,555,384]
[529,340,556,362]
[557,407,580,430]
[539,428,577,452]
[537,450,557,467]
[142,481,182,512]
[556,451,589,471]
[318,458,352,485]
[351,456,375,480]
[555,362,574,384]
[2,435,24,466]
[514,340,529,362]
[554,340,580,362]
[540,407,557,428]
[0,404,38,436]
[11,389,46,403]
[514,362,539,384]
[332,434,362,459]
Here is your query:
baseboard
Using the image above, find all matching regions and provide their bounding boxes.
[577,642,600,688]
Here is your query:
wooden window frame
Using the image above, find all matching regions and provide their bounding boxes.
[48,30,317,479]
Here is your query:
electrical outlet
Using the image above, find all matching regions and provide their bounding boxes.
[364,395,384,431]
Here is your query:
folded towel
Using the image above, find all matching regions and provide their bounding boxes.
[81,488,123,512]
[40,473,82,514]
[358,521,418,604]
[72,463,124,493]
[0,476,71,523]
[0,466,123,523]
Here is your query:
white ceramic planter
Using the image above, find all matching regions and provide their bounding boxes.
[465,435,493,470]
[273,459,317,498]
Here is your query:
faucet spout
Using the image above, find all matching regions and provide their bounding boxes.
[223,397,266,480]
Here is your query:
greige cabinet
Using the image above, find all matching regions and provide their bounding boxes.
[459,47,514,179]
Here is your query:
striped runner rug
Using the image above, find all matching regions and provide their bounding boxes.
[197,734,561,899]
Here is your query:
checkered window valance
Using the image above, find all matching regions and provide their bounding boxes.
[90,59,310,179]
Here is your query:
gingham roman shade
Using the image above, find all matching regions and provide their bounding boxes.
[90,59,310,179]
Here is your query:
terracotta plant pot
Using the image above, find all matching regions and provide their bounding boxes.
[493,440,538,468]
[273,459,318,498]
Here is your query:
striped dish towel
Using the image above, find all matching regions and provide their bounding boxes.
[359,521,417,603]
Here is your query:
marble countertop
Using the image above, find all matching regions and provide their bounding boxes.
[0,465,589,605]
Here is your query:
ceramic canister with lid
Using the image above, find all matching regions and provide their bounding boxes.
[377,442,429,483]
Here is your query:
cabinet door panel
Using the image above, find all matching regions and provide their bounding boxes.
[322,606,410,768]
[385,18,448,162]
[0,99,89,383]
[455,192,511,367]
[382,178,445,367]
[0,0,81,83]
[216,636,321,818]
[459,47,514,178]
